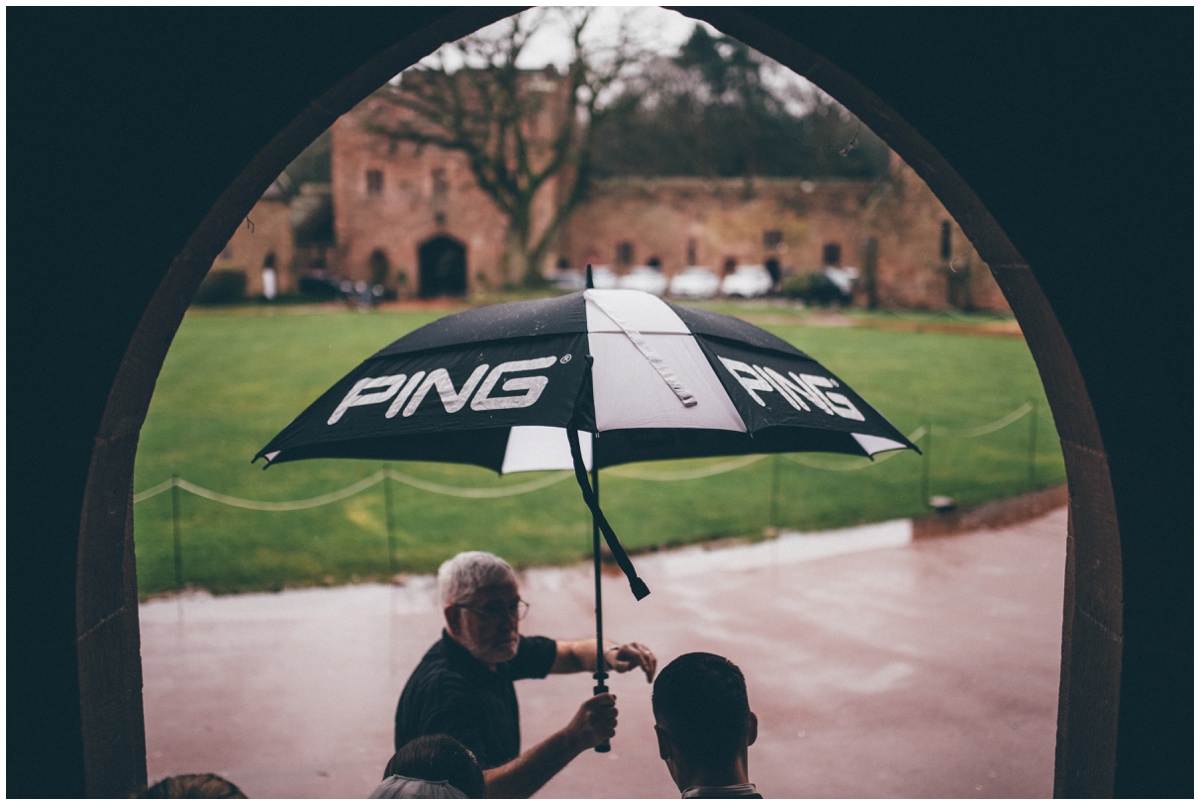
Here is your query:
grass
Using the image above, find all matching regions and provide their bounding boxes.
[133,300,1063,598]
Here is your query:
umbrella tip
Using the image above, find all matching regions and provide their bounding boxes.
[585,263,594,290]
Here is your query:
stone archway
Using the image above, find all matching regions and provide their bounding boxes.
[417,235,467,298]
[41,8,1188,799]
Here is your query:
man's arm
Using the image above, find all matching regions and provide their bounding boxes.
[481,692,617,799]
[551,639,657,681]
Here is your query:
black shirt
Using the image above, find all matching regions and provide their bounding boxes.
[393,630,557,769]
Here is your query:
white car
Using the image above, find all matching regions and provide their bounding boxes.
[546,268,586,292]
[588,265,617,289]
[668,266,720,299]
[616,265,668,295]
[823,266,860,297]
[720,264,774,298]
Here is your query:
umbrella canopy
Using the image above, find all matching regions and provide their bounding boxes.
[256,288,918,601]
[257,289,916,473]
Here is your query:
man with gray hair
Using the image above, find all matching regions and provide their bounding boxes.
[394,550,656,798]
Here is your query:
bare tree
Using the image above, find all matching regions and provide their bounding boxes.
[367,8,643,286]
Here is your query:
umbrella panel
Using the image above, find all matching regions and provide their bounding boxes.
[258,334,595,466]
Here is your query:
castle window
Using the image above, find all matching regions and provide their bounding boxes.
[686,238,697,265]
[940,221,952,260]
[822,242,842,266]
[616,241,634,266]
[366,169,384,196]
[432,168,449,204]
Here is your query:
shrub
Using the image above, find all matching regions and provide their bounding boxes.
[297,272,342,300]
[194,269,247,305]
[780,271,845,306]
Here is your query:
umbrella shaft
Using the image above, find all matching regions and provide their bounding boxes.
[592,467,606,683]
[592,467,611,755]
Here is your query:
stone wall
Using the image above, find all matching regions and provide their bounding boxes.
[209,193,294,297]
[559,168,1009,312]
[562,176,874,273]
[861,158,1009,311]
[312,87,1009,311]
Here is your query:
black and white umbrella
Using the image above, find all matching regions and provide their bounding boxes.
[255,285,917,725]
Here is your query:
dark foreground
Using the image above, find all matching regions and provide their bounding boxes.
[141,508,1066,798]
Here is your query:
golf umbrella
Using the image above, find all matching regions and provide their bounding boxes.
[255,286,917,742]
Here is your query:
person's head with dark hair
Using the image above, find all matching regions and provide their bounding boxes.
[651,652,760,798]
[137,773,247,798]
[371,734,485,799]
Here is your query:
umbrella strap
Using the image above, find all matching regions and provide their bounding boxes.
[566,428,651,601]
[584,289,697,408]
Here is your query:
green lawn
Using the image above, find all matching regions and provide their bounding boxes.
[133,301,1064,598]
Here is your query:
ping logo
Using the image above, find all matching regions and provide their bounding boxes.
[328,357,558,425]
[718,357,865,421]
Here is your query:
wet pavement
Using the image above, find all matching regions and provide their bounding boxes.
[141,507,1067,799]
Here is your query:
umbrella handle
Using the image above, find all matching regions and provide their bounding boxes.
[593,677,611,754]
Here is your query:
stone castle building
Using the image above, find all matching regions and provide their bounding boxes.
[215,73,1008,312]
[209,182,295,297]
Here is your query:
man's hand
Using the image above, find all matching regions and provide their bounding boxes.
[482,692,619,798]
[565,692,618,752]
[607,641,657,682]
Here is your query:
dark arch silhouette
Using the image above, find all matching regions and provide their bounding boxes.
[368,248,389,286]
[418,235,467,298]
[7,8,1191,798]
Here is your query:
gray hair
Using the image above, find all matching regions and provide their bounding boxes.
[437,551,516,607]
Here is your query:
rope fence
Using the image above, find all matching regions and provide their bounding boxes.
[135,400,1042,505]
[606,454,765,481]
[136,399,1046,590]
[878,309,1015,325]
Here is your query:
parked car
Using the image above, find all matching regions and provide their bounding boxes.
[298,270,344,299]
[588,265,617,289]
[668,266,721,299]
[822,266,859,300]
[547,268,587,292]
[616,265,668,295]
[779,266,859,306]
[720,264,774,298]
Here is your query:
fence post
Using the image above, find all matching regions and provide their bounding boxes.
[383,464,397,579]
[920,425,932,504]
[1028,398,1039,487]
[171,472,183,591]
[769,453,782,531]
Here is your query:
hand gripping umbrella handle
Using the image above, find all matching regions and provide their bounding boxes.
[593,676,611,754]
[566,428,650,601]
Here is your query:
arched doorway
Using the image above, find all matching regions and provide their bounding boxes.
[28,8,1186,799]
[418,235,467,298]
[368,248,390,286]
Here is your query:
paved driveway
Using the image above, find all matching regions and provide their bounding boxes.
[141,508,1066,798]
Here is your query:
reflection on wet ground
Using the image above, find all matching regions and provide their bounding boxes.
[141,508,1065,798]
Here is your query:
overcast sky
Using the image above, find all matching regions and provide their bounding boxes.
[411,6,818,110]
[510,6,714,69]
[410,6,716,71]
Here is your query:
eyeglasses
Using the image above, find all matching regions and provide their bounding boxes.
[456,598,530,622]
